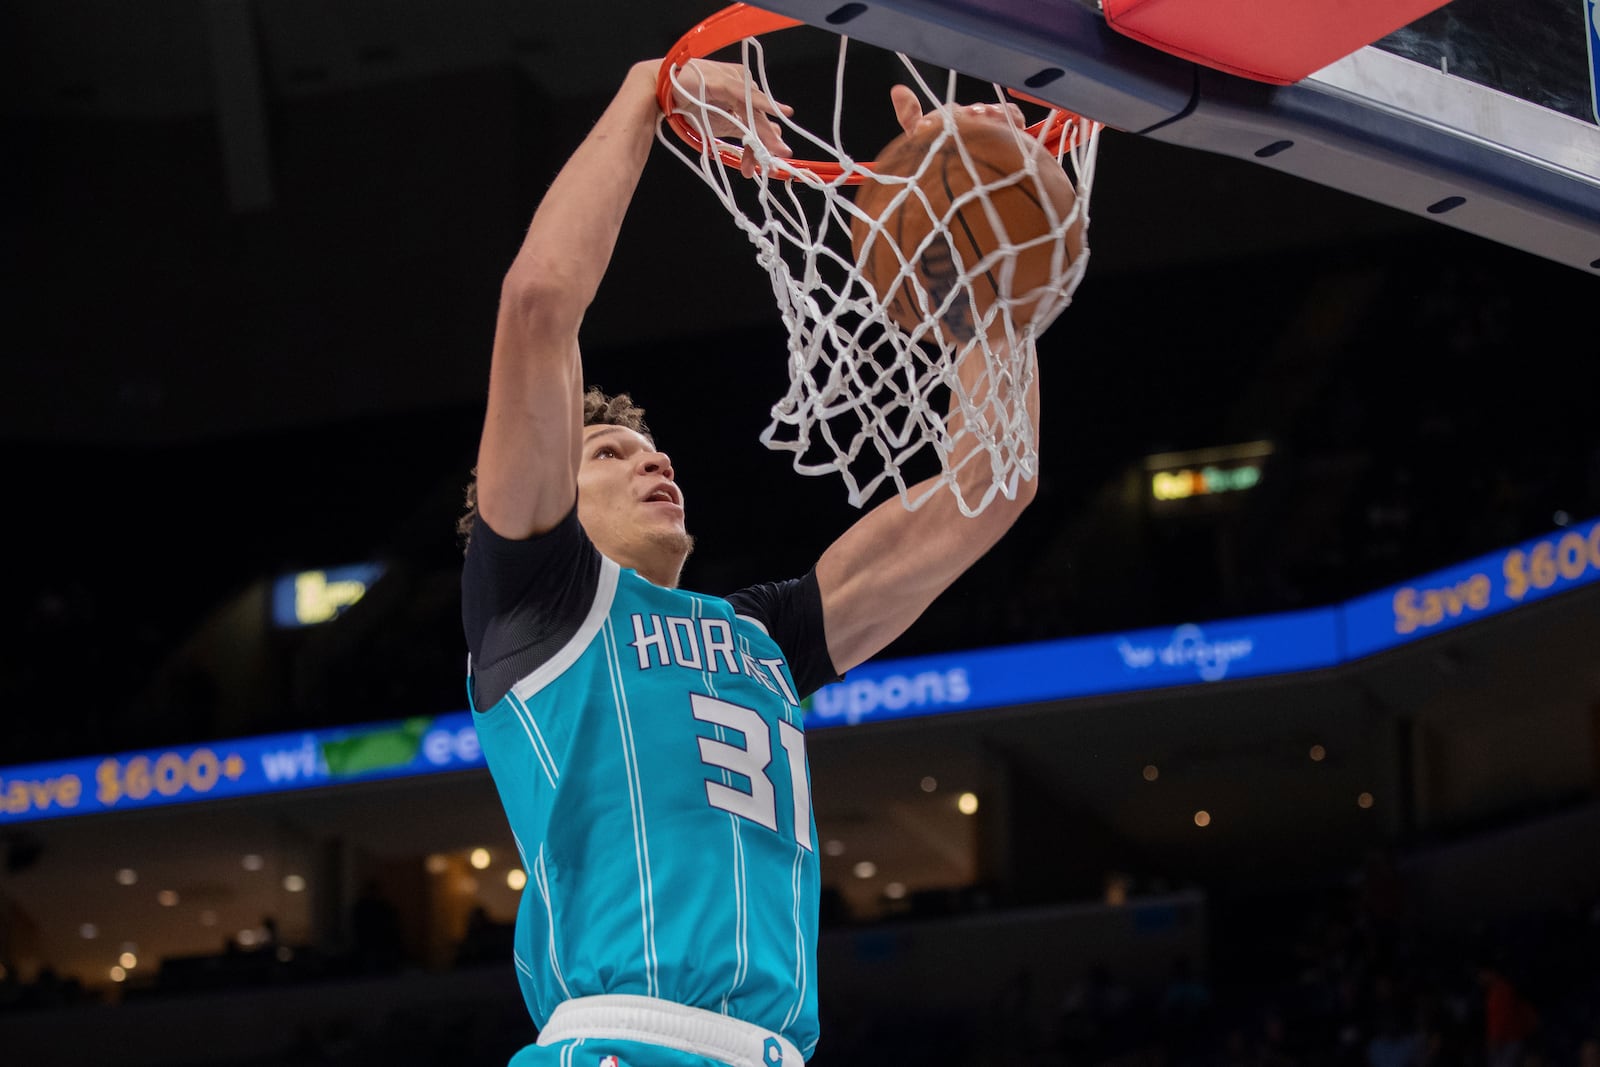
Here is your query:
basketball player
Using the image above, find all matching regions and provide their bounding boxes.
[460,58,1041,1067]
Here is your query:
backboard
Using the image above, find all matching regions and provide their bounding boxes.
[752,0,1600,274]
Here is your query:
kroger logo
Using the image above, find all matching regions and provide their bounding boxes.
[809,668,972,725]
[1116,624,1253,682]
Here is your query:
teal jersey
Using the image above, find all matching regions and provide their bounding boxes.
[464,512,830,1061]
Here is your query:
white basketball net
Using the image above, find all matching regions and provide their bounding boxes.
[659,35,1101,516]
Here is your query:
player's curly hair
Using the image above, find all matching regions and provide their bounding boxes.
[456,387,652,551]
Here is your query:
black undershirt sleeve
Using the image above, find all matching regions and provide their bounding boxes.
[725,570,843,700]
[461,507,601,711]
[462,507,840,707]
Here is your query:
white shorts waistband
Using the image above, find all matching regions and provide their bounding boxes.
[537,995,804,1067]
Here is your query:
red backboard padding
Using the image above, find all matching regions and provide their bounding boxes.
[1103,0,1455,85]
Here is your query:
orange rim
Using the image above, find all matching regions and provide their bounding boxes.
[658,2,1090,184]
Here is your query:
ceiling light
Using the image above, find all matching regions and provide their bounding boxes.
[1142,764,1159,782]
[1194,810,1212,828]
[469,848,491,870]
[425,853,449,874]
[119,952,137,969]
[236,929,257,948]
[109,966,126,983]
[884,882,907,900]
[506,869,528,891]
[79,923,98,940]
[157,890,179,907]
[1358,792,1375,809]
[823,840,845,857]
[1309,744,1327,762]
[919,776,937,792]
[458,876,479,895]
[115,868,138,886]
[283,874,306,893]
[852,861,877,879]
[957,792,979,815]
[242,854,264,872]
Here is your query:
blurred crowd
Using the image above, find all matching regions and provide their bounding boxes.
[5,834,1598,1067]
[813,857,1600,1067]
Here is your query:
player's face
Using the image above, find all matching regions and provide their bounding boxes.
[576,424,693,585]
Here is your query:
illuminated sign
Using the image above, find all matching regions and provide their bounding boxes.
[1151,464,1262,501]
[271,563,385,627]
[5,516,1595,825]
[803,609,1342,728]
[1145,442,1273,504]
[0,714,484,824]
[1342,515,1600,659]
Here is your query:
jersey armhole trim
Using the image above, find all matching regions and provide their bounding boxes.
[505,555,622,704]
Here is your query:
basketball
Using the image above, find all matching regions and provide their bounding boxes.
[851,108,1084,343]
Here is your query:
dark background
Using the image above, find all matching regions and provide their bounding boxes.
[2,0,1598,769]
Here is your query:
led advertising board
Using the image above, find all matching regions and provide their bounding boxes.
[5,517,1594,825]
[1342,515,1600,659]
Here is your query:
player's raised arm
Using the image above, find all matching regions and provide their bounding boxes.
[475,59,792,540]
[815,87,1042,674]
[814,341,1041,675]
[474,61,661,540]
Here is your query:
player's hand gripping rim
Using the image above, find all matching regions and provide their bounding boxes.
[669,59,794,178]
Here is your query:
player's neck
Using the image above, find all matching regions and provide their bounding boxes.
[616,543,689,589]
[634,558,682,588]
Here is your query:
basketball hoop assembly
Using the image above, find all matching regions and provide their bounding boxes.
[658,3,1102,517]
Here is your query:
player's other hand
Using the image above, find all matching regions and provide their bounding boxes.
[670,59,794,177]
[889,84,1025,137]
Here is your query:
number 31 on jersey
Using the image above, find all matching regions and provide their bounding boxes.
[691,693,813,851]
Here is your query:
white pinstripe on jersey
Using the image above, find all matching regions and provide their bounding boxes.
[602,617,660,998]
[534,845,573,1001]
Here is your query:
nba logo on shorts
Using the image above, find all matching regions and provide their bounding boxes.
[597,1057,620,1067]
